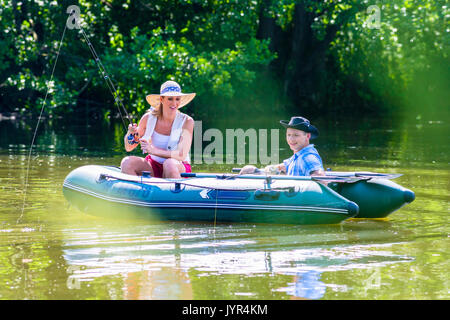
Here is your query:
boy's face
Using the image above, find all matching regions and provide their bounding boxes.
[286,128,310,153]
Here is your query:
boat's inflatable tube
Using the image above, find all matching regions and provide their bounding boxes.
[331,179,415,218]
[63,165,359,225]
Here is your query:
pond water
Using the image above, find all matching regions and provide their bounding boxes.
[0,111,448,300]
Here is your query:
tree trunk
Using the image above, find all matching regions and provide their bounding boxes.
[282,2,359,113]
[282,2,318,110]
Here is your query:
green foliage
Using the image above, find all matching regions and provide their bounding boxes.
[0,0,275,116]
[0,0,447,118]
[274,0,447,113]
[329,0,449,109]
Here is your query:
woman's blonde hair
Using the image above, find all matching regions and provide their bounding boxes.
[150,102,163,117]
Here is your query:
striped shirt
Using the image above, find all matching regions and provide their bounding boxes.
[283,144,324,176]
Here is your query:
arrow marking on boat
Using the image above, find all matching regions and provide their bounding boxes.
[200,189,210,199]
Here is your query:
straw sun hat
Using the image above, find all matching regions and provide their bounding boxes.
[145,81,196,108]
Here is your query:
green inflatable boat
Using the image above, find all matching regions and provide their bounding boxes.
[62,165,415,225]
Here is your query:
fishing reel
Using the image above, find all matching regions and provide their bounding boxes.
[127,132,140,145]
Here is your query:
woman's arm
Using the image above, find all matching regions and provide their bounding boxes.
[172,116,194,161]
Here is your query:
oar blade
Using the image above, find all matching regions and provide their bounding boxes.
[355,172,403,179]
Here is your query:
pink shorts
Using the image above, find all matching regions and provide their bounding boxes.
[144,155,192,178]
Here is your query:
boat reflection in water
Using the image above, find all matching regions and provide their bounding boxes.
[62,220,413,299]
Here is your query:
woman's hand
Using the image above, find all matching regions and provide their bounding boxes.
[139,139,154,154]
[124,114,148,152]
[128,123,139,136]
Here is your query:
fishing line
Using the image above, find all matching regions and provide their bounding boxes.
[18,24,68,223]
[213,189,218,229]
[19,9,133,222]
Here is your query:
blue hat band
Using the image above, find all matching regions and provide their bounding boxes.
[161,86,181,94]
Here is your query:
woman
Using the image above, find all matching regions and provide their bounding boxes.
[121,81,195,178]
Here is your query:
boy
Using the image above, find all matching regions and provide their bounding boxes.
[240,116,325,176]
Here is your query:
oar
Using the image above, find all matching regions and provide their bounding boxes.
[181,172,366,183]
[323,171,402,179]
[354,172,402,179]
[231,168,402,180]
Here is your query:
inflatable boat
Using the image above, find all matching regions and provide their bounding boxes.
[62,165,415,225]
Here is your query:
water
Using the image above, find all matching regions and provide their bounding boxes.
[0,112,448,300]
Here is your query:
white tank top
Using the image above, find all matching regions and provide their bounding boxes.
[141,109,191,163]
[151,131,170,164]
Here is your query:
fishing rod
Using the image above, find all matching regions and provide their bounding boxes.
[73,12,133,129]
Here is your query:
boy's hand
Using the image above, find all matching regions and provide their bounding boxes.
[264,165,281,175]
[239,165,259,175]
